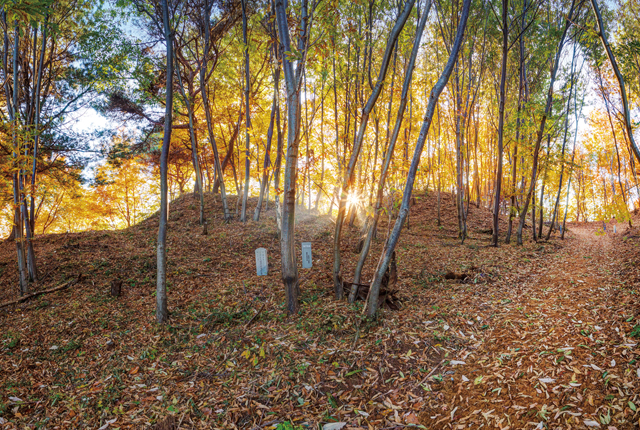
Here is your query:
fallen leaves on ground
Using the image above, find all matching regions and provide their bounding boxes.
[0,192,638,429]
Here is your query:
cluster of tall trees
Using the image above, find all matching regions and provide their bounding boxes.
[0,0,137,294]
[1,0,639,319]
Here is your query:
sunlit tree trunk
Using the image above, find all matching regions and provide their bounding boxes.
[212,112,242,195]
[254,30,280,221]
[201,0,231,221]
[29,18,47,237]
[174,52,205,227]
[240,0,251,222]
[506,3,526,244]
[562,136,578,239]
[537,135,551,239]
[350,0,431,300]
[2,14,29,294]
[492,0,509,246]
[332,0,415,300]
[273,79,284,231]
[595,60,630,214]
[314,75,326,211]
[436,105,442,225]
[274,0,312,314]
[454,63,467,242]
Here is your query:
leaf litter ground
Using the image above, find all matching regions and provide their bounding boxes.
[0,193,639,429]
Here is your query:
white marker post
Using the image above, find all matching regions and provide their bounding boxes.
[255,248,268,276]
[301,242,312,269]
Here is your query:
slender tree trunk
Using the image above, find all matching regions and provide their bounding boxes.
[562,140,578,239]
[274,0,311,315]
[350,0,431,300]
[174,55,205,227]
[492,0,509,246]
[590,0,640,164]
[201,0,231,220]
[156,0,173,324]
[213,112,242,193]
[240,0,251,222]
[436,105,442,225]
[596,62,629,210]
[273,79,284,231]
[506,2,527,244]
[254,58,280,221]
[333,0,416,300]
[329,36,341,218]
[367,0,471,317]
[531,174,537,240]
[454,65,467,241]
[314,75,326,210]
[546,44,578,240]
[537,135,551,239]
[29,19,46,235]
[3,15,28,294]
[516,0,577,245]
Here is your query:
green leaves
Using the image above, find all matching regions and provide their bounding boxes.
[2,0,54,26]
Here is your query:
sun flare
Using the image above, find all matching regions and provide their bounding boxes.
[346,192,361,209]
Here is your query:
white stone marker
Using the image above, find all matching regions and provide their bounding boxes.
[301,242,312,269]
[255,248,268,276]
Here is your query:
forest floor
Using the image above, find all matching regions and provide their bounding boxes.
[0,192,639,430]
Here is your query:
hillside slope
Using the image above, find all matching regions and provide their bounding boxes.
[0,191,594,429]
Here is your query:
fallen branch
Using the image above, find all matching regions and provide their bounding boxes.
[245,303,266,327]
[415,360,444,388]
[0,279,76,309]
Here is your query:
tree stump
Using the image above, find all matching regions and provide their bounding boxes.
[342,251,400,310]
[110,279,122,297]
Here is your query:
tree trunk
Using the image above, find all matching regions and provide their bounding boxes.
[506,0,527,244]
[437,106,442,225]
[201,0,231,220]
[314,75,326,211]
[516,0,577,245]
[546,43,578,240]
[492,0,509,247]
[333,0,415,300]
[174,52,205,227]
[273,82,284,231]
[156,0,173,324]
[590,0,640,164]
[240,0,251,222]
[30,19,47,235]
[274,0,311,315]
[367,0,471,317]
[212,112,241,193]
[537,135,551,239]
[254,57,280,221]
[350,0,431,300]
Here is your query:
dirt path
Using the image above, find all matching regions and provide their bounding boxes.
[422,227,640,429]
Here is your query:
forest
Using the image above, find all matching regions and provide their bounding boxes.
[0,0,640,428]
